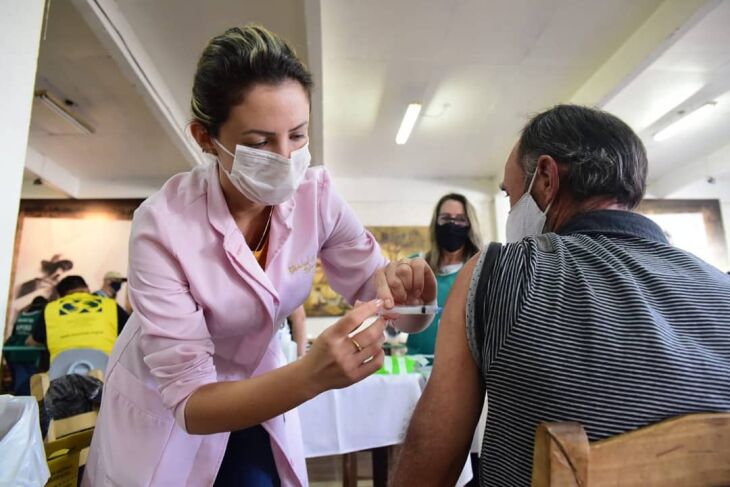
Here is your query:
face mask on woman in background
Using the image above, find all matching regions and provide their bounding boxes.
[435,222,470,252]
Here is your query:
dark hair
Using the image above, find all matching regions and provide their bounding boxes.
[517,104,647,208]
[56,275,88,297]
[191,24,313,136]
[425,193,483,272]
[27,296,48,312]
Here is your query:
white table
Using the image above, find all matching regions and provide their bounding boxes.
[299,372,474,486]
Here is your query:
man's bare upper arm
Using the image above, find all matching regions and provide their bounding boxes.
[430,252,484,419]
[393,253,485,486]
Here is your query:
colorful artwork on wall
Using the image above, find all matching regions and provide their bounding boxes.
[303,226,430,317]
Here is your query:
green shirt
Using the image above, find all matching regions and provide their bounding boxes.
[4,309,43,364]
[406,268,460,355]
[12,309,41,337]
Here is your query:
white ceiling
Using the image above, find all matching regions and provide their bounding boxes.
[21,0,730,202]
[24,0,315,198]
[113,0,310,118]
[604,0,730,192]
[29,0,188,187]
[321,0,664,178]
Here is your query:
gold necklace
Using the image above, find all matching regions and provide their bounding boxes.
[253,206,274,252]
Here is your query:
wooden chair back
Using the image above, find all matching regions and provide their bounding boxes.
[532,413,730,487]
[30,369,103,441]
[45,429,94,487]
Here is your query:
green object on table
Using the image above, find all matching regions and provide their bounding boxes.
[377,356,417,375]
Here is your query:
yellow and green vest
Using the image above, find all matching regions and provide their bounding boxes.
[45,292,118,361]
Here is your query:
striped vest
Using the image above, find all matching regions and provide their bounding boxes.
[466,210,730,486]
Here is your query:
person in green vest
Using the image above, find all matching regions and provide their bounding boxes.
[407,193,483,355]
[3,296,48,394]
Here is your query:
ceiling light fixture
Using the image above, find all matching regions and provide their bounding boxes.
[653,102,717,142]
[395,103,422,145]
[34,90,94,135]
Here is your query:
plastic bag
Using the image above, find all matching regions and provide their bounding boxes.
[40,374,102,438]
[0,395,50,486]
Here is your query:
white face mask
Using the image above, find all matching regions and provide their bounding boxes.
[505,171,553,243]
[213,139,311,205]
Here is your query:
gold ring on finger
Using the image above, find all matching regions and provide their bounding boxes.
[351,338,363,353]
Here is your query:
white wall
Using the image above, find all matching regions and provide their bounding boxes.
[1,1,45,353]
[331,175,497,241]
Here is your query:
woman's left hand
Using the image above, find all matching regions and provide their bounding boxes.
[374,257,437,309]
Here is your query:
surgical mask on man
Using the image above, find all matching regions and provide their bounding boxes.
[110,281,122,292]
[505,170,553,243]
[213,139,311,205]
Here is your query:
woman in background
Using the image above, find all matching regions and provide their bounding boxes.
[407,193,482,355]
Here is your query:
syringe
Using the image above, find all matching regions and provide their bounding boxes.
[379,305,443,315]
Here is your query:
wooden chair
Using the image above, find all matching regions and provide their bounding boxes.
[44,428,94,487]
[532,413,730,487]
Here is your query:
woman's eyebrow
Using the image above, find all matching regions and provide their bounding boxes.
[240,129,275,136]
[239,121,308,137]
[289,121,308,132]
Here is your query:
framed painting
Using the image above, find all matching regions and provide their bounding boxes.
[303,226,430,317]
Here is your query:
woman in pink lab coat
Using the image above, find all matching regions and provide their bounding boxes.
[82,25,435,487]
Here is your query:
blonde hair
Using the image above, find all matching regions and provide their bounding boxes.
[191,24,312,136]
[425,193,483,272]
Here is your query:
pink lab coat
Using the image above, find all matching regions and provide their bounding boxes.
[82,162,386,486]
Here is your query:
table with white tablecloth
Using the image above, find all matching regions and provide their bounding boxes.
[298,372,476,486]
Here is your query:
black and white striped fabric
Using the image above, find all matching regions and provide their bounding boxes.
[466,210,730,486]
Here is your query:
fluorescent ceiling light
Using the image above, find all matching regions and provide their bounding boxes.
[34,90,94,135]
[653,102,716,142]
[395,103,422,145]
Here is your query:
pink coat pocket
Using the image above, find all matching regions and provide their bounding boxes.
[94,365,174,486]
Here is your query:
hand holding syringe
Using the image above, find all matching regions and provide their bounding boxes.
[373,257,439,333]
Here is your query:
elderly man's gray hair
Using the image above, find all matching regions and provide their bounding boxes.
[518,104,647,209]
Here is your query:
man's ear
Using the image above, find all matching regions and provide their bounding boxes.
[534,155,560,210]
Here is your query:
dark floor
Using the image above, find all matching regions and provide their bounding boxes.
[307,451,374,486]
